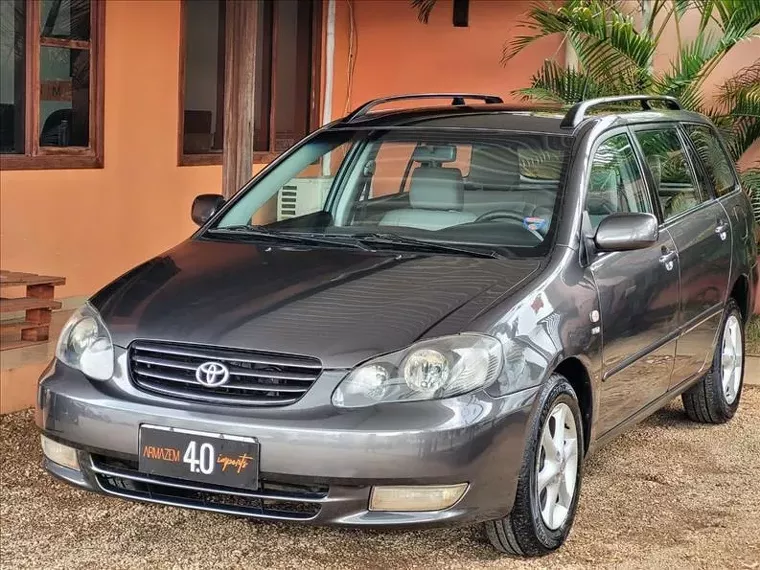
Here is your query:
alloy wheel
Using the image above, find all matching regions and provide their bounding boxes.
[721,314,743,405]
[536,402,579,530]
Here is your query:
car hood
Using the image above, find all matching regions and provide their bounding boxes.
[92,239,541,368]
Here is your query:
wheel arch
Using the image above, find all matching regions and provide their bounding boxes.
[553,357,593,455]
[729,274,750,324]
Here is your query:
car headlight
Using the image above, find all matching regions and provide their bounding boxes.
[55,303,114,381]
[332,334,503,408]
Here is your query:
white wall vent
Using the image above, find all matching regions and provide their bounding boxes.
[277,178,332,221]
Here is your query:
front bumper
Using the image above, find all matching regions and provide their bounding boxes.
[36,359,538,528]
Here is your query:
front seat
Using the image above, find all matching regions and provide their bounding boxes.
[379,146,477,231]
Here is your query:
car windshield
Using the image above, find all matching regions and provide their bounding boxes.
[210,129,573,257]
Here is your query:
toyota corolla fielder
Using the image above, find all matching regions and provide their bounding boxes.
[37,94,757,556]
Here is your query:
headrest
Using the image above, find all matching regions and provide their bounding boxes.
[412,144,457,164]
[468,145,520,189]
[409,167,465,211]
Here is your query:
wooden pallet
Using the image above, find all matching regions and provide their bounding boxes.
[1,271,65,349]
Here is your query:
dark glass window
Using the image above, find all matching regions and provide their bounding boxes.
[0,0,103,168]
[181,0,225,156]
[635,127,708,220]
[270,0,314,152]
[180,0,317,162]
[684,124,738,197]
[40,0,90,40]
[587,133,652,229]
[39,0,91,147]
[0,0,26,154]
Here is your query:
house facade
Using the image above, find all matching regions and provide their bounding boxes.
[0,0,565,299]
[0,0,757,411]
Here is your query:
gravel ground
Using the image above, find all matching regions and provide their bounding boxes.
[2,389,760,570]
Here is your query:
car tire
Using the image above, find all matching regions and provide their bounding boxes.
[682,298,745,424]
[484,374,584,556]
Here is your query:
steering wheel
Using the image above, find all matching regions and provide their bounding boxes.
[475,210,526,224]
[475,209,545,241]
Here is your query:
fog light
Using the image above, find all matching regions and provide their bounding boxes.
[40,435,80,471]
[369,483,468,512]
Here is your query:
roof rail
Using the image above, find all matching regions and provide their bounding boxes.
[561,95,681,128]
[343,93,504,122]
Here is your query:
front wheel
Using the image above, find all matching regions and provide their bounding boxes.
[682,298,745,424]
[484,375,584,556]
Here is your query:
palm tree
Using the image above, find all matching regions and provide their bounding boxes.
[412,0,760,226]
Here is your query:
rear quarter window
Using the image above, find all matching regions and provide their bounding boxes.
[683,124,738,197]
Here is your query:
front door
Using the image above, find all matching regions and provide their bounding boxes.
[585,131,680,436]
[632,125,732,387]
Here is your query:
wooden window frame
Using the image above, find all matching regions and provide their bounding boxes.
[0,0,105,171]
[177,0,322,167]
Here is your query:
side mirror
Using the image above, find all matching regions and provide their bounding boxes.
[191,194,226,226]
[594,213,659,252]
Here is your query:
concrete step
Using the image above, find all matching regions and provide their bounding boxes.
[746,355,760,386]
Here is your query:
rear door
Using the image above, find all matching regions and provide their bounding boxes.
[587,130,680,436]
[632,125,732,388]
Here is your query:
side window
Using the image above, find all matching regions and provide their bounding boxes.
[634,127,708,220]
[684,124,738,197]
[586,133,652,230]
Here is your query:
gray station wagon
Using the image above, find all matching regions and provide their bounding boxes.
[37,93,757,556]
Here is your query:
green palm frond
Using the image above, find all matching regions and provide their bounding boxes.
[714,62,760,160]
[506,0,759,165]
[742,165,760,194]
[653,32,722,111]
[703,0,760,38]
[718,62,760,107]
[503,1,580,61]
[514,60,625,104]
[672,0,691,18]
[410,0,437,23]
[505,0,656,88]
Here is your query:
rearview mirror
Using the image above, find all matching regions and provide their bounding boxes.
[191,194,226,226]
[594,213,659,252]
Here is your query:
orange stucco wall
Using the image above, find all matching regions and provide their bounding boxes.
[327,0,564,120]
[0,0,222,298]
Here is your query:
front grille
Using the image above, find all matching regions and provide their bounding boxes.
[129,341,322,406]
[89,455,326,520]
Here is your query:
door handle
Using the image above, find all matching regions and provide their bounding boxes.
[659,248,677,271]
[715,220,729,241]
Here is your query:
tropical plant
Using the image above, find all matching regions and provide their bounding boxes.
[412,0,760,228]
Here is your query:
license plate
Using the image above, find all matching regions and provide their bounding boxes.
[138,425,259,489]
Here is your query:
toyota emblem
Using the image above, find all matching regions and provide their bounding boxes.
[195,361,230,387]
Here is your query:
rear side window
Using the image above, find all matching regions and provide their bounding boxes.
[684,124,738,197]
[586,133,652,230]
[634,127,708,220]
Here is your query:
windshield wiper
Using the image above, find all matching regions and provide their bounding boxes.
[207,227,507,258]
[206,226,373,250]
[349,232,508,259]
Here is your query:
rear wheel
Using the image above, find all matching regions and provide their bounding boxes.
[682,299,744,424]
[484,375,584,556]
